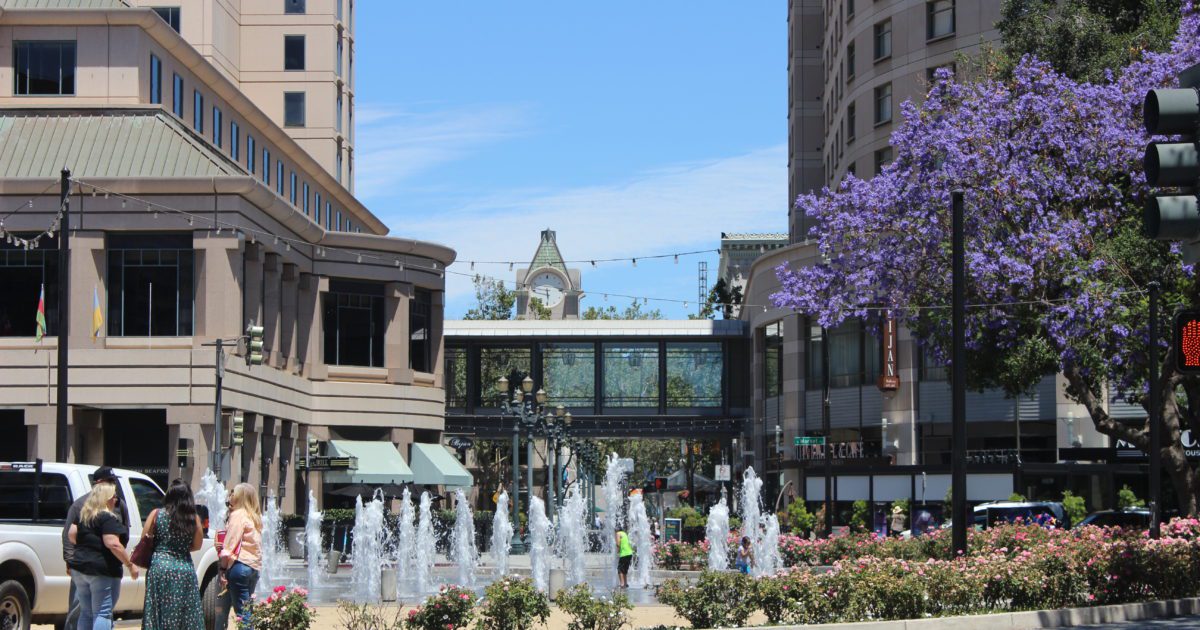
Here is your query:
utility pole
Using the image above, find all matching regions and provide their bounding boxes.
[822,325,833,536]
[1149,281,1161,539]
[55,169,71,463]
[211,338,225,477]
[951,190,968,556]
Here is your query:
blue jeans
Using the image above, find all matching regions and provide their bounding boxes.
[226,562,259,626]
[75,573,120,630]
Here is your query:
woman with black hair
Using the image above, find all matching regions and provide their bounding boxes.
[141,479,205,629]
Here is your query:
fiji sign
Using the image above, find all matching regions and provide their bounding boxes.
[797,441,866,461]
[877,316,900,392]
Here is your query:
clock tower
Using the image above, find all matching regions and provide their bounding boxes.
[516,229,583,319]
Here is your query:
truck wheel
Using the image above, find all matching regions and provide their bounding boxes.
[201,574,220,630]
[0,579,31,630]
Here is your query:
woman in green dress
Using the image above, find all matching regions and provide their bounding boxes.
[141,479,205,630]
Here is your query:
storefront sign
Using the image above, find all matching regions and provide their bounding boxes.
[664,518,682,541]
[797,441,866,461]
[448,436,474,451]
[295,456,358,471]
[1116,430,1200,460]
[877,316,900,392]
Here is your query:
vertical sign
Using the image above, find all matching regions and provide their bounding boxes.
[877,316,900,391]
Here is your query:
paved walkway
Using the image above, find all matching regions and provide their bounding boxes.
[1058,616,1200,629]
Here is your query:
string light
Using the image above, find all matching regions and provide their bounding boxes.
[632,258,637,267]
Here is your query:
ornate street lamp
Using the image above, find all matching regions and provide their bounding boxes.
[497,373,559,553]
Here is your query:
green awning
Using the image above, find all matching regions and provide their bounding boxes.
[325,440,414,485]
[410,443,473,488]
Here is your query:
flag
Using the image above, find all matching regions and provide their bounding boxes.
[91,286,103,338]
[35,284,46,342]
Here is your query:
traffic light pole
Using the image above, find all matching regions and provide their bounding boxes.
[212,338,224,478]
[951,190,968,556]
[1149,281,1162,539]
[55,169,71,463]
[822,325,833,537]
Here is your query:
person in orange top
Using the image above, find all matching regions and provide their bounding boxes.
[220,483,263,627]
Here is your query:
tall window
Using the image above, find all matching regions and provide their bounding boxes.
[874,146,893,174]
[336,210,342,231]
[873,19,892,60]
[603,343,659,409]
[0,234,59,337]
[14,41,76,96]
[666,342,722,408]
[765,323,783,397]
[284,35,305,71]
[336,148,343,184]
[290,171,297,205]
[247,136,256,174]
[846,42,855,80]
[230,122,239,161]
[212,106,222,147]
[172,74,183,117]
[263,148,271,184]
[479,346,532,406]
[314,193,322,223]
[152,7,181,32]
[193,90,203,132]
[149,55,162,104]
[336,92,343,133]
[336,0,344,22]
[927,0,955,39]
[847,102,856,142]
[325,202,332,229]
[336,37,344,77]
[846,0,854,18]
[806,320,879,389]
[284,92,305,127]
[276,162,284,195]
[302,182,309,215]
[323,281,383,367]
[874,82,892,125]
[410,289,432,372]
[542,343,595,408]
[445,346,467,408]
[284,0,305,14]
[106,233,194,337]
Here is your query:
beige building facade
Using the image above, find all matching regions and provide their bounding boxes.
[0,1,445,514]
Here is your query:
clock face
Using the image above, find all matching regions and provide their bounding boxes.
[530,271,566,307]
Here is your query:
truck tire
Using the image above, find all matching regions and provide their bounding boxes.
[0,579,31,630]
[201,573,220,630]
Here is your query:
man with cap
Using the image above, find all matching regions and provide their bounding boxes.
[62,466,122,629]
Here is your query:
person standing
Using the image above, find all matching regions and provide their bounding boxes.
[220,483,263,627]
[62,466,120,629]
[67,481,137,630]
[615,528,633,588]
[890,506,907,537]
[736,536,754,574]
[142,480,205,629]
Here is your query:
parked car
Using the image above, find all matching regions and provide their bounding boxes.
[0,461,220,630]
[976,501,1069,529]
[1078,509,1152,529]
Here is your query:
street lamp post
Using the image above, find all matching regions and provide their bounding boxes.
[497,375,561,551]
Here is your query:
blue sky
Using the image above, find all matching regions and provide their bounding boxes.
[354,2,787,318]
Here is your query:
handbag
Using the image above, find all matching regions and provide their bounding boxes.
[130,510,158,568]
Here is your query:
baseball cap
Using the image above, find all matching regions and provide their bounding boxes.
[92,466,118,483]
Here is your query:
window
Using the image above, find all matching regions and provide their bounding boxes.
[247,136,255,174]
[263,148,271,184]
[410,289,433,372]
[336,210,342,231]
[193,90,203,132]
[927,0,955,40]
[874,82,892,125]
[152,7,181,32]
[284,92,305,127]
[0,233,59,337]
[846,42,855,80]
[806,320,879,389]
[336,149,343,183]
[603,343,659,408]
[666,342,722,408]
[0,472,72,523]
[846,161,857,177]
[289,171,297,205]
[149,55,162,104]
[284,0,305,13]
[873,19,892,60]
[325,202,332,229]
[538,343,594,408]
[302,182,309,215]
[276,162,284,195]
[920,346,947,381]
[479,346,532,406]
[336,92,343,133]
[336,0,344,22]
[14,41,76,96]
[847,102,856,142]
[106,233,194,337]
[172,73,184,117]
[765,326,785,394]
[323,281,383,367]
[313,193,321,223]
[445,346,468,408]
[212,106,222,147]
[284,35,305,71]
[846,0,854,18]
[127,478,164,521]
[874,146,893,173]
[336,37,344,77]
[230,122,239,161]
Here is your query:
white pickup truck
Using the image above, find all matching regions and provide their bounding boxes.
[0,462,222,630]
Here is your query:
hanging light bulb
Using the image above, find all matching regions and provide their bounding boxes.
[394,259,401,268]
[674,254,679,264]
[632,258,637,267]
[187,216,193,226]
[356,253,362,263]
[590,260,596,267]
[509,262,514,271]
[285,242,291,252]
[274,235,279,244]
[121,198,126,209]
[470,261,475,270]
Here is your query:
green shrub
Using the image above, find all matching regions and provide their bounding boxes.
[555,584,632,630]
[656,571,757,629]
[782,501,814,536]
[1117,485,1145,509]
[755,571,835,625]
[850,500,870,532]
[337,601,404,630]
[476,576,549,630]
[407,585,476,630]
[1061,490,1087,527]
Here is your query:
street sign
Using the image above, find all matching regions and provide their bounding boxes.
[295,456,357,471]
[794,436,826,446]
[714,465,731,481]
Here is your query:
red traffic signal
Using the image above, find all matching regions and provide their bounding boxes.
[1176,310,1200,373]
[654,477,668,491]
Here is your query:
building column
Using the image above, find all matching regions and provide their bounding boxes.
[195,232,245,343]
[882,325,920,466]
[297,273,328,380]
[67,231,105,350]
[74,409,102,465]
[281,264,300,374]
[237,412,261,486]
[278,421,297,513]
[243,243,264,336]
[263,254,283,368]
[25,406,68,462]
[384,282,413,385]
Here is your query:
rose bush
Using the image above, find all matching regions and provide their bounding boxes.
[406,585,476,630]
[554,583,632,630]
[238,586,316,630]
[475,576,549,630]
[657,571,757,629]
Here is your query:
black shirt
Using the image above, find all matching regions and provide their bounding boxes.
[61,493,88,564]
[71,511,128,578]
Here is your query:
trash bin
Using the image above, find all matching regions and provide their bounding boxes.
[327,550,341,574]
[381,568,397,602]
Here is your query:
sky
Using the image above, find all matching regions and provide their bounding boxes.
[354,2,787,319]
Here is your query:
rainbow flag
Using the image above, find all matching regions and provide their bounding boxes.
[35,284,46,342]
[91,286,103,338]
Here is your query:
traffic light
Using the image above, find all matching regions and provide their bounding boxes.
[1176,310,1200,373]
[246,322,264,366]
[231,411,245,446]
[308,435,320,456]
[1143,64,1200,241]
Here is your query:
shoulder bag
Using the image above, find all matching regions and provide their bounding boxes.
[130,509,158,568]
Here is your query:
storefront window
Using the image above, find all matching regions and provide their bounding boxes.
[765,322,783,398]
[0,234,58,337]
[322,280,384,367]
[106,233,193,336]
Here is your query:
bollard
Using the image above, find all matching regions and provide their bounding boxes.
[548,568,565,598]
[327,550,341,575]
[381,568,397,602]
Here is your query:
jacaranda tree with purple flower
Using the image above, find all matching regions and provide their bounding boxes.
[774,4,1200,513]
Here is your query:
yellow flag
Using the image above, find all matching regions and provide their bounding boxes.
[91,286,103,338]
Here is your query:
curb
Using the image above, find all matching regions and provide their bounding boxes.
[726,596,1200,630]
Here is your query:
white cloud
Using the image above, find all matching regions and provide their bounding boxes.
[353,103,530,200]
[374,144,788,305]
